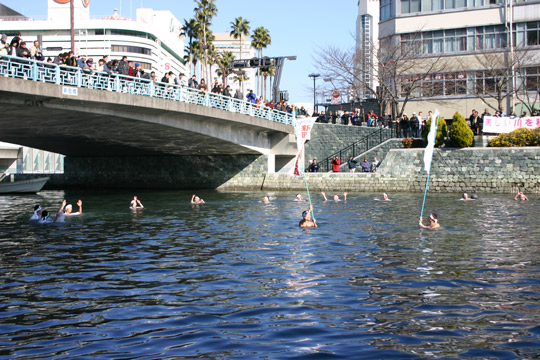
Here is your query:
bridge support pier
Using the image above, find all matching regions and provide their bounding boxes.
[63,154,267,189]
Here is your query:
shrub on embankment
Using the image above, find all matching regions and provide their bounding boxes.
[423,116,447,147]
[488,127,540,147]
[449,111,474,148]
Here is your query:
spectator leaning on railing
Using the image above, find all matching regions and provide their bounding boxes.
[0,34,9,55]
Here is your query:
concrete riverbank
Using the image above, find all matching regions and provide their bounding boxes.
[219,147,540,194]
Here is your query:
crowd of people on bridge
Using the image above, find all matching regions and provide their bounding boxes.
[1,31,303,115]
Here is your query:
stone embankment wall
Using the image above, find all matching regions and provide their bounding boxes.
[219,147,540,194]
[304,124,393,165]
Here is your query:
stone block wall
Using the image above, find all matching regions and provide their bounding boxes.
[220,147,540,194]
[304,124,393,167]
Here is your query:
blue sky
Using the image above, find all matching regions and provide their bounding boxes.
[1,0,357,104]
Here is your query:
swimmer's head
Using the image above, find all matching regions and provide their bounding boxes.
[429,213,438,223]
[383,193,388,200]
[262,196,269,203]
[194,196,200,202]
[462,193,468,199]
[333,194,339,201]
[296,194,302,199]
[66,204,72,210]
[34,204,41,211]
[41,210,49,218]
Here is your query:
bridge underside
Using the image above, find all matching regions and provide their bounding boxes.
[0,78,294,158]
[0,78,296,188]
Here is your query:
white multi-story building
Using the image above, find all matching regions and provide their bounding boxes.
[210,33,256,95]
[378,0,540,117]
[1,0,186,77]
[356,0,380,100]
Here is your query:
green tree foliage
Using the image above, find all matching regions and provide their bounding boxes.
[423,115,447,147]
[448,111,474,147]
[488,127,540,147]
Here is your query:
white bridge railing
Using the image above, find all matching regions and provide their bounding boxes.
[0,55,294,126]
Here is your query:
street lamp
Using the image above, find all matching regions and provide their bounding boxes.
[308,73,320,113]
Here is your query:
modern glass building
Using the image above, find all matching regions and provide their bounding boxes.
[378,0,540,117]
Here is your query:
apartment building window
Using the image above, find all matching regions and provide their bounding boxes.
[401,0,421,13]
[381,0,393,21]
[402,25,507,54]
[527,21,540,46]
[524,67,539,92]
[421,0,444,11]
[111,45,152,55]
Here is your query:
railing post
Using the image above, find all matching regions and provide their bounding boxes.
[149,81,154,97]
[77,68,82,87]
[55,65,61,85]
[31,61,37,81]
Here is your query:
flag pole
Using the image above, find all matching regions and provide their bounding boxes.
[420,113,440,219]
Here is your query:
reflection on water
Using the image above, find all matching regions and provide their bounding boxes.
[0,190,539,359]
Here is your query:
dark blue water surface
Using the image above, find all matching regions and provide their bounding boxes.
[0,190,539,359]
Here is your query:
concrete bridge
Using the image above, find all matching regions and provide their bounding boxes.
[0,56,297,188]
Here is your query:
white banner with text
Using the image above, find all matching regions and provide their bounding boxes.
[483,116,540,134]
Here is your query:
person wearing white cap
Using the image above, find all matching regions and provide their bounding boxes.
[63,200,82,216]
[419,212,441,229]
[0,34,9,55]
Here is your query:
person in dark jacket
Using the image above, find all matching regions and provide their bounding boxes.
[400,114,410,138]
[410,112,419,137]
[118,56,129,75]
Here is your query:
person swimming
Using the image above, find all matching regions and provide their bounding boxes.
[299,205,317,228]
[321,191,347,202]
[261,196,270,203]
[39,210,52,224]
[64,200,82,215]
[130,196,144,209]
[460,193,471,201]
[30,204,42,220]
[514,191,528,201]
[375,193,391,201]
[295,194,304,201]
[419,212,441,229]
[191,194,205,204]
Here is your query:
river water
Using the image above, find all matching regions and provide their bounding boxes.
[0,190,539,359]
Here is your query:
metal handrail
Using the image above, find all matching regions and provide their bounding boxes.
[0,54,294,126]
[319,128,395,172]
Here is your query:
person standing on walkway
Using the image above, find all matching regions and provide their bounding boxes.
[347,156,357,173]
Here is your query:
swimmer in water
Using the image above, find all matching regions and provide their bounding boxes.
[299,205,317,228]
[39,210,52,224]
[460,193,472,201]
[260,196,270,203]
[514,191,528,201]
[295,194,304,201]
[64,200,82,215]
[130,196,144,209]
[30,204,42,220]
[321,191,347,202]
[419,212,441,229]
[375,193,391,201]
[191,194,205,204]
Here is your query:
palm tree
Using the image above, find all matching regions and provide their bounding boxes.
[180,18,199,77]
[215,51,235,85]
[251,26,271,97]
[261,65,275,102]
[230,17,250,93]
[194,0,217,85]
